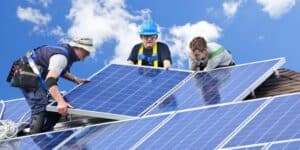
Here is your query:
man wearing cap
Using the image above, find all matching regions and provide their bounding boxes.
[16,37,95,133]
[127,20,172,69]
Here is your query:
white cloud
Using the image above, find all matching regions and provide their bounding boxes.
[256,0,296,19]
[66,0,222,68]
[50,25,65,37]
[17,6,51,25]
[223,0,243,18]
[167,21,222,68]
[66,0,146,63]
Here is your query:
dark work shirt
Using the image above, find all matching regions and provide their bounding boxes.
[127,42,172,67]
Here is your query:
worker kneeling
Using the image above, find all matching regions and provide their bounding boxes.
[6,37,95,134]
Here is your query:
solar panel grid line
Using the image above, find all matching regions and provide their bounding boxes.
[67,65,127,111]
[109,68,176,116]
[192,100,262,149]
[170,102,247,150]
[46,64,115,112]
[78,66,140,115]
[57,64,113,101]
[232,58,286,102]
[137,99,265,149]
[224,93,300,147]
[54,122,126,150]
[1,98,31,122]
[129,113,176,150]
[202,57,285,72]
[264,138,300,150]
[216,97,274,149]
[220,143,267,150]
[141,71,196,116]
[0,124,81,143]
[148,92,269,119]
[254,97,300,143]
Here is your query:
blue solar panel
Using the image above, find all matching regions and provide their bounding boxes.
[0,129,76,150]
[148,58,285,115]
[269,139,300,150]
[47,64,190,119]
[137,100,265,149]
[1,99,30,122]
[224,93,300,148]
[60,115,168,149]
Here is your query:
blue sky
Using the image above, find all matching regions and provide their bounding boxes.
[1,0,299,99]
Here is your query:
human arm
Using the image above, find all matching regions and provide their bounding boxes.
[63,72,90,85]
[127,44,139,65]
[159,43,172,69]
[46,71,74,115]
[47,55,73,115]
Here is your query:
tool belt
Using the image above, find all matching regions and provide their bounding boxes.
[6,57,39,90]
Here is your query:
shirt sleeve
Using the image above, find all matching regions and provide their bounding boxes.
[48,54,68,76]
[159,43,172,64]
[127,44,139,64]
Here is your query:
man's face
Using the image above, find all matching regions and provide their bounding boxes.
[192,48,208,62]
[77,48,90,61]
[140,35,158,48]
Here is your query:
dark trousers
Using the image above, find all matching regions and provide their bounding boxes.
[21,86,60,133]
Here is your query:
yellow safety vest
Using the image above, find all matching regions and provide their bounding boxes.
[137,43,158,68]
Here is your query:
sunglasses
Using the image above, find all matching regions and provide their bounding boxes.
[141,35,157,40]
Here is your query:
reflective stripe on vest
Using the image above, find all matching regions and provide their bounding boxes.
[208,47,225,60]
[137,43,158,68]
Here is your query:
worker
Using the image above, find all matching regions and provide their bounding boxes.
[7,37,95,133]
[188,36,235,71]
[127,20,172,69]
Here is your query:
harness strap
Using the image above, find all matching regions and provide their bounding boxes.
[137,43,158,67]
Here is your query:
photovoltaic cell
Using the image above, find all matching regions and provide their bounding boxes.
[61,115,168,149]
[0,129,76,150]
[224,93,300,148]
[137,100,265,149]
[1,99,30,122]
[269,139,300,150]
[148,58,284,115]
[48,64,190,118]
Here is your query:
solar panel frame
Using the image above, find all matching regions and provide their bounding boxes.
[145,58,285,115]
[0,125,79,150]
[0,98,30,122]
[132,98,268,149]
[220,92,300,148]
[54,113,172,150]
[46,64,192,120]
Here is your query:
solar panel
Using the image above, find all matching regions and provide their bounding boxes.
[268,138,300,150]
[135,99,265,149]
[60,114,169,149]
[0,98,30,122]
[0,128,76,150]
[223,92,300,148]
[47,64,191,119]
[147,58,285,115]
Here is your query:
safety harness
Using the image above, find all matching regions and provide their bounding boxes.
[26,46,70,91]
[137,43,158,68]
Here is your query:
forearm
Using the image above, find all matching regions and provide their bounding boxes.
[63,72,77,83]
[48,85,65,104]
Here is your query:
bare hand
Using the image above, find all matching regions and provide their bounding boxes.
[57,101,74,116]
[74,77,90,85]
